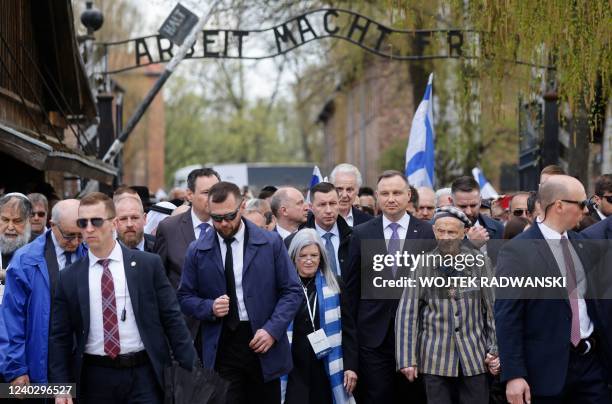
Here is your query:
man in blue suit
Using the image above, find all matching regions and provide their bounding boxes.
[1,199,86,387]
[495,175,610,404]
[178,181,302,403]
[345,170,435,403]
[49,192,195,403]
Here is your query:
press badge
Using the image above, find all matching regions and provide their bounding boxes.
[307,328,332,358]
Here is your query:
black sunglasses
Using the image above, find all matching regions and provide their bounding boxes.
[55,223,83,241]
[600,195,612,204]
[512,209,526,217]
[31,211,46,218]
[210,209,240,223]
[560,199,589,209]
[76,217,114,229]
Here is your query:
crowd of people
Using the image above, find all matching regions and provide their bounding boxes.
[0,163,611,404]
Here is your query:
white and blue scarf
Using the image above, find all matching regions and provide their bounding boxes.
[281,270,356,404]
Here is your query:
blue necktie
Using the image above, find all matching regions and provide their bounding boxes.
[387,222,401,277]
[322,233,339,276]
[64,251,72,267]
[198,222,210,239]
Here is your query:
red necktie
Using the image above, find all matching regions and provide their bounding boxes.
[560,237,581,347]
[99,259,121,358]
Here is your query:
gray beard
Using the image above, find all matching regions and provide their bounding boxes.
[0,225,31,255]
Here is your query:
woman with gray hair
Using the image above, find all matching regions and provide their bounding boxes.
[284,228,358,404]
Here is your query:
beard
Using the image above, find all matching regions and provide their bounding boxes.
[0,223,31,254]
[118,229,144,249]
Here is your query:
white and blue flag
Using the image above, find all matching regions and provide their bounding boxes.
[405,73,435,188]
[472,167,499,199]
[306,166,323,203]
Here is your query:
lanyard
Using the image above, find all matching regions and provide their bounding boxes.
[302,286,317,332]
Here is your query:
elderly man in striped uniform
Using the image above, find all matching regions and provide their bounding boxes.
[395,206,499,404]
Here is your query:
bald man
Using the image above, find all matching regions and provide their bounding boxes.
[416,187,436,221]
[495,176,610,404]
[269,187,309,239]
[1,199,87,386]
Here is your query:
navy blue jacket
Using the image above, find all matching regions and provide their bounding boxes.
[177,219,302,382]
[344,214,435,348]
[494,224,599,396]
[581,215,612,240]
[48,244,196,390]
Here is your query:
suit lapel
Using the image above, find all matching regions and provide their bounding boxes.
[44,233,59,292]
[121,245,140,317]
[77,257,91,336]
[180,209,195,246]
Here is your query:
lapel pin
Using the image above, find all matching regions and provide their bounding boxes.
[578,243,583,249]
[131,261,136,268]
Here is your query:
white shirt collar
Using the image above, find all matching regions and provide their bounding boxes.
[537,222,568,240]
[88,240,122,267]
[315,222,339,238]
[382,212,411,231]
[136,238,145,251]
[191,208,203,230]
[595,208,606,220]
[276,224,293,239]
[217,220,245,245]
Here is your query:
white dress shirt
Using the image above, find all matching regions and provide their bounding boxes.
[276,224,293,240]
[135,238,145,251]
[343,209,354,227]
[382,213,410,251]
[315,222,341,276]
[85,241,144,355]
[218,221,249,321]
[538,222,593,339]
[192,209,213,239]
[51,231,71,270]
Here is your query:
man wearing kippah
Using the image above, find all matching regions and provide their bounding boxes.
[395,206,499,404]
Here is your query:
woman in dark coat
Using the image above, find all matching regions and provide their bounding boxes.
[285,229,357,404]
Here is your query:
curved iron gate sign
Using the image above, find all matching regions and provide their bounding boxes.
[99,8,477,75]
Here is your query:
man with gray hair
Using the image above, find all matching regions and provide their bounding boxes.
[435,187,453,208]
[27,193,48,238]
[245,198,276,231]
[0,199,86,387]
[270,187,308,239]
[329,163,372,227]
[0,193,32,272]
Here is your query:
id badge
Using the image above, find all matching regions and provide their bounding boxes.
[307,329,332,359]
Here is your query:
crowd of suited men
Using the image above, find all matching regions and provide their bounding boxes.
[0,162,611,404]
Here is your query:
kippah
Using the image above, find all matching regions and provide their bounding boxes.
[433,206,472,228]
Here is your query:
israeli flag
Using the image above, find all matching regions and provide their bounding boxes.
[306,166,323,203]
[405,73,435,188]
[472,167,499,199]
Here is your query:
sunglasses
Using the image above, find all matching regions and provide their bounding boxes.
[512,209,526,217]
[55,223,83,241]
[264,211,273,225]
[31,211,46,218]
[210,209,239,223]
[599,195,612,204]
[560,199,589,209]
[76,217,114,229]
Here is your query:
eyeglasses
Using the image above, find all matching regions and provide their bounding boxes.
[76,217,114,229]
[512,209,526,217]
[55,223,83,241]
[210,209,239,223]
[31,211,46,218]
[560,200,588,209]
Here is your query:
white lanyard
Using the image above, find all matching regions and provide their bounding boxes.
[302,286,317,331]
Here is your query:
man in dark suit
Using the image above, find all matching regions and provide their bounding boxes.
[285,182,352,277]
[495,175,610,403]
[451,176,504,262]
[178,182,302,404]
[49,192,196,404]
[154,168,220,289]
[1,199,86,389]
[114,194,155,252]
[330,163,373,227]
[591,174,612,223]
[345,170,435,403]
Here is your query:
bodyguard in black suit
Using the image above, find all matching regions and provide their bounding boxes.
[49,193,196,404]
[285,182,352,277]
[495,176,610,404]
[114,195,156,252]
[345,170,435,403]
